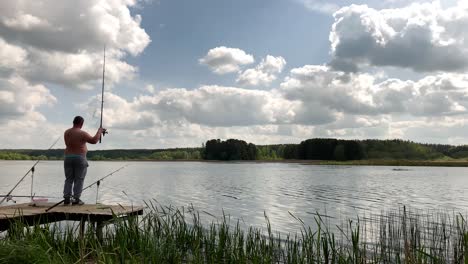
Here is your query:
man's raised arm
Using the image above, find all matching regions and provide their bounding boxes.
[84,128,105,144]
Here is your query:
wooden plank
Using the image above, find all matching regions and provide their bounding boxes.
[0,202,143,231]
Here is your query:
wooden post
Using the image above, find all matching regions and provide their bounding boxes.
[79,218,85,238]
[96,221,104,241]
[79,218,85,264]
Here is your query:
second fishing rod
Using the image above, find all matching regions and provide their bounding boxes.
[0,136,61,205]
[45,164,129,212]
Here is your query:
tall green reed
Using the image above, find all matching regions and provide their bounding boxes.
[1,202,468,263]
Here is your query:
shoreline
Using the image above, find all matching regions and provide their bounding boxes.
[3,158,468,167]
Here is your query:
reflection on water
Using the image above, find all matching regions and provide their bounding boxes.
[1,160,468,234]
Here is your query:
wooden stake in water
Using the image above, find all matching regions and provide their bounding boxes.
[96,180,100,204]
[30,166,35,202]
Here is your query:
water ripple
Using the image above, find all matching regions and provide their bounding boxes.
[2,161,468,234]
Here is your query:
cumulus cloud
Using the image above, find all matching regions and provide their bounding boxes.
[80,92,156,130]
[296,0,340,14]
[296,0,438,15]
[0,0,150,89]
[0,38,27,71]
[281,65,468,117]
[76,64,468,145]
[3,0,468,148]
[330,2,468,73]
[281,65,376,115]
[0,0,150,137]
[0,74,58,148]
[81,86,295,131]
[199,47,254,74]
[55,59,468,148]
[0,75,56,123]
[0,0,150,55]
[135,85,299,126]
[237,55,286,87]
[23,48,137,90]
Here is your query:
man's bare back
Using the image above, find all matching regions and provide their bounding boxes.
[64,124,104,155]
[65,128,91,155]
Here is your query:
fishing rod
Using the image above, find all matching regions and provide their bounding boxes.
[0,195,60,204]
[99,46,108,143]
[0,136,61,205]
[45,164,128,212]
[0,195,55,198]
[82,164,128,193]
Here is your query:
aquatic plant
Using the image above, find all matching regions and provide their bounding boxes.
[1,203,467,263]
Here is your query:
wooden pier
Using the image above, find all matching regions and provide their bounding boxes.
[0,202,144,232]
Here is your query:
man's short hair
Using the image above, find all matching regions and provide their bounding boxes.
[73,116,84,125]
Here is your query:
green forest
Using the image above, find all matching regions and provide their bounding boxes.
[1,138,468,162]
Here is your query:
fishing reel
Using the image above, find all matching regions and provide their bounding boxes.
[99,128,108,144]
[6,195,16,203]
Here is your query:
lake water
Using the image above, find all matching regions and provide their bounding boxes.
[1,160,468,234]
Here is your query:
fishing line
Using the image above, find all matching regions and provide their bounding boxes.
[90,100,101,127]
[0,136,61,205]
[97,185,139,203]
[83,46,107,133]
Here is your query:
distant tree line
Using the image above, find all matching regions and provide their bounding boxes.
[255,139,364,161]
[205,138,453,161]
[203,139,257,160]
[0,148,202,161]
[0,152,48,160]
[3,138,468,161]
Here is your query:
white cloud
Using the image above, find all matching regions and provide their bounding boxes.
[0,0,150,89]
[237,55,286,87]
[71,63,468,148]
[0,75,56,123]
[298,0,459,15]
[3,0,468,148]
[0,0,150,56]
[23,48,137,90]
[199,46,255,74]
[296,0,340,14]
[329,2,468,73]
[0,111,66,149]
[281,65,468,117]
[145,84,155,93]
[16,65,468,148]
[280,65,376,115]
[0,38,27,71]
[0,0,151,148]
[0,0,150,144]
[2,12,51,31]
[80,91,156,130]
[135,85,299,126]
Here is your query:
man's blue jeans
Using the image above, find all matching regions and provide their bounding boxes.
[63,156,88,199]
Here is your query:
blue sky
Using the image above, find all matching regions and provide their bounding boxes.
[132,0,332,88]
[1,0,468,149]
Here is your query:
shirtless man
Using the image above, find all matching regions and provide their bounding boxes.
[63,116,105,205]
